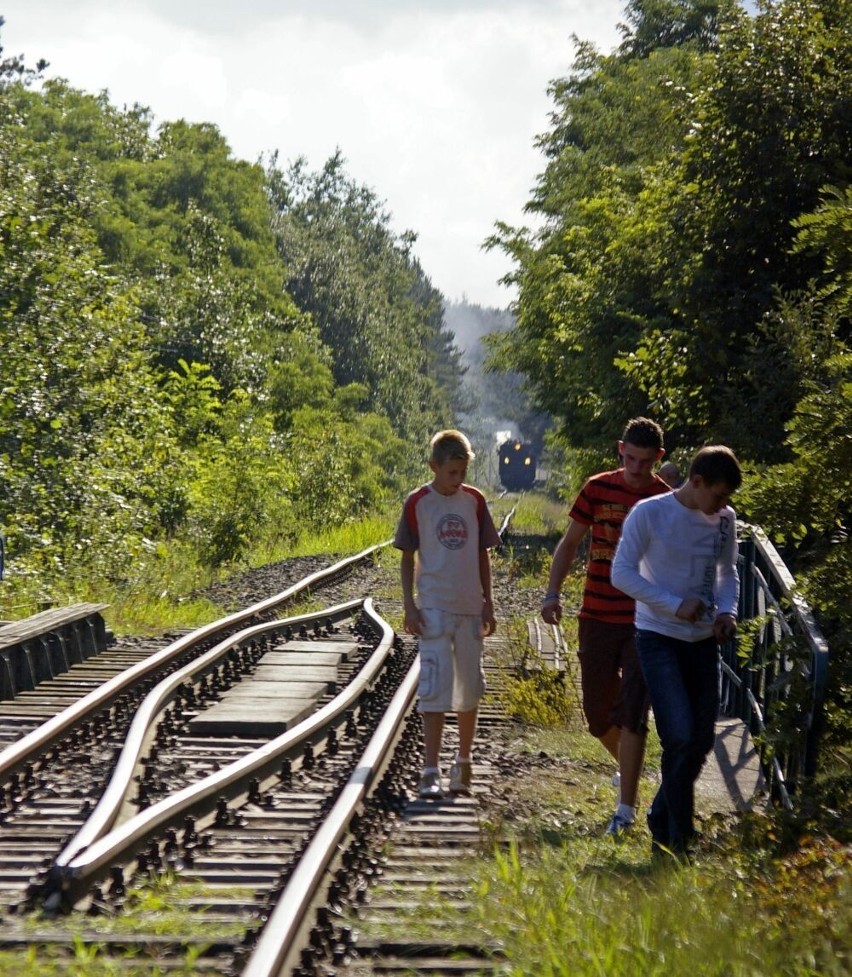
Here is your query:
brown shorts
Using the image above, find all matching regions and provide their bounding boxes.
[577,617,649,737]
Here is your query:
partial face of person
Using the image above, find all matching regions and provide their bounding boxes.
[692,477,735,515]
[619,442,664,487]
[430,458,468,495]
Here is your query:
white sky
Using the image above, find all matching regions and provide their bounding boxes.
[1,0,626,309]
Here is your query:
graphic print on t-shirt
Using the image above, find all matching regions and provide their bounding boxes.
[437,513,468,550]
[694,513,733,620]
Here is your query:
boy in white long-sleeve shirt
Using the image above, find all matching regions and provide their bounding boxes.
[611,445,742,859]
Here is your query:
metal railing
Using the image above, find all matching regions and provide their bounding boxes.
[718,524,830,807]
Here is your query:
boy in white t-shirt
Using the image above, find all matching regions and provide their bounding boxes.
[394,430,500,799]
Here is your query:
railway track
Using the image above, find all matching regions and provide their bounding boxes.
[0,506,539,976]
[12,598,414,975]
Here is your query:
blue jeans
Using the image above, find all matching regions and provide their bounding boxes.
[636,630,719,852]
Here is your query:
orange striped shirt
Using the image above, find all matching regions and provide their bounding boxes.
[569,469,671,624]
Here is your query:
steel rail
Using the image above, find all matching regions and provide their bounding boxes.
[528,611,585,708]
[0,543,386,784]
[242,614,416,977]
[533,618,565,672]
[46,598,394,906]
[528,617,544,657]
[52,598,363,873]
[497,502,517,541]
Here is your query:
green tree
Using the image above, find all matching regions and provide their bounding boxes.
[270,152,465,446]
[488,27,709,446]
[287,401,409,532]
[266,330,336,432]
[0,102,179,589]
[144,201,274,394]
[655,0,852,459]
[490,0,852,462]
[618,0,731,57]
[186,391,295,566]
[7,79,321,399]
[792,185,852,319]
[0,20,479,597]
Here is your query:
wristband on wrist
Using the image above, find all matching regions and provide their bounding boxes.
[542,592,561,603]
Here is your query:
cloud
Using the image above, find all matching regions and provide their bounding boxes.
[1,0,625,306]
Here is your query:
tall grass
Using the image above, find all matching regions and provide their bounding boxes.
[468,717,847,977]
[3,512,399,636]
[505,493,567,538]
[475,837,849,977]
[260,512,395,561]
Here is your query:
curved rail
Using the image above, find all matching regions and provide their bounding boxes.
[44,598,395,907]
[0,543,387,785]
[52,599,362,872]
[496,500,517,541]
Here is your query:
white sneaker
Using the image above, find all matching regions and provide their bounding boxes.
[449,760,472,795]
[605,812,634,839]
[418,771,443,799]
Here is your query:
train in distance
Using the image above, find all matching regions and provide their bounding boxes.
[497,438,537,491]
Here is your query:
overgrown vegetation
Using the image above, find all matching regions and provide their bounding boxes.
[465,724,850,977]
[486,0,851,817]
[58,512,398,635]
[0,5,849,963]
[0,943,208,977]
[476,826,850,975]
[0,19,473,618]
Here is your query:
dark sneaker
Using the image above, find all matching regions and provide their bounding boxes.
[605,813,634,838]
[448,760,472,794]
[651,838,693,865]
[651,838,693,864]
[418,771,443,799]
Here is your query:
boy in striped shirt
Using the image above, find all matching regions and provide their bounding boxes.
[541,417,670,836]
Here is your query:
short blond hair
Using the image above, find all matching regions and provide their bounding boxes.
[430,429,475,464]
